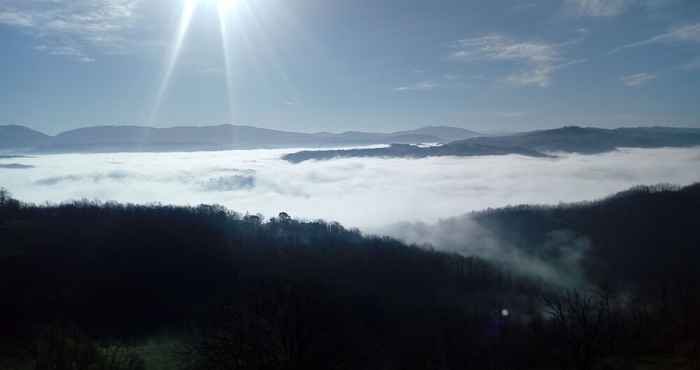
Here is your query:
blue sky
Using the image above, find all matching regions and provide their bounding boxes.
[0,0,699,134]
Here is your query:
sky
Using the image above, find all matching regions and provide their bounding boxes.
[0,0,699,135]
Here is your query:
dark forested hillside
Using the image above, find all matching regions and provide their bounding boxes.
[472,183,700,291]
[0,191,540,370]
[2,185,700,370]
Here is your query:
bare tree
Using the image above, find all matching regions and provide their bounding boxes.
[542,290,616,370]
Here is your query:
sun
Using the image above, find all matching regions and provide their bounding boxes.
[151,0,240,124]
[193,0,236,9]
[218,0,236,10]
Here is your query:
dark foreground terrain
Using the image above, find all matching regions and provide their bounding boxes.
[1,184,700,370]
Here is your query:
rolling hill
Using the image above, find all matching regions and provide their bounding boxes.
[0,125,50,150]
[0,124,480,153]
[284,126,700,162]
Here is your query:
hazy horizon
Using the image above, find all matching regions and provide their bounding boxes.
[7,122,700,138]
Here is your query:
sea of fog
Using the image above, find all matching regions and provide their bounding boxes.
[1,147,699,232]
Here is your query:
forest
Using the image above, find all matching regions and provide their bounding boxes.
[1,184,700,370]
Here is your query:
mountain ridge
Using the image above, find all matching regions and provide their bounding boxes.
[283,125,700,162]
[0,124,480,153]
[0,125,51,150]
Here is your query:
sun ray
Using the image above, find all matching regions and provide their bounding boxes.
[239,0,301,107]
[149,0,197,125]
[218,2,236,126]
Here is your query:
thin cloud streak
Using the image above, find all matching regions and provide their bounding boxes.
[566,0,632,17]
[621,72,656,87]
[610,23,700,54]
[394,81,438,92]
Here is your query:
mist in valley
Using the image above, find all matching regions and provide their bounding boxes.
[1,146,698,231]
[2,146,699,289]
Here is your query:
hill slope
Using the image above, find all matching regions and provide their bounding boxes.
[2,184,700,369]
[0,125,50,150]
[465,126,700,154]
[284,126,700,162]
[387,183,700,291]
[392,126,481,141]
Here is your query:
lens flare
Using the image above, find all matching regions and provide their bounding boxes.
[149,0,197,124]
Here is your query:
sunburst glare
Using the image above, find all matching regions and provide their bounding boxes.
[149,0,198,125]
[150,0,241,125]
[218,1,236,125]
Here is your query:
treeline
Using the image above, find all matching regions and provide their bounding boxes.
[1,185,700,369]
[283,142,548,163]
[473,183,700,291]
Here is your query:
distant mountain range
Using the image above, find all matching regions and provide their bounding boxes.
[461,126,700,154]
[0,125,51,151]
[3,124,699,160]
[0,124,480,153]
[283,126,700,162]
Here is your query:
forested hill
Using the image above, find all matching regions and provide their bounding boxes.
[283,126,700,162]
[471,183,700,290]
[0,191,540,369]
[2,184,700,370]
[466,126,700,154]
[283,141,550,163]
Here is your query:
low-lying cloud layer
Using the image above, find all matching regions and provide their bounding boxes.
[1,147,699,231]
[383,216,592,288]
[3,146,699,286]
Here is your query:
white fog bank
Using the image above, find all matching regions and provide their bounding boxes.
[1,147,699,230]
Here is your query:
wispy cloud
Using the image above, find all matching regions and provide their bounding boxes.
[0,0,140,62]
[0,10,33,26]
[682,57,700,71]
[34,44,95,63]
[566,0,632,16]
[394,81,438,92]
[450,34,583,87]
[621,72,656,87]
[452,34,558,64]
[610,23,700,54]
